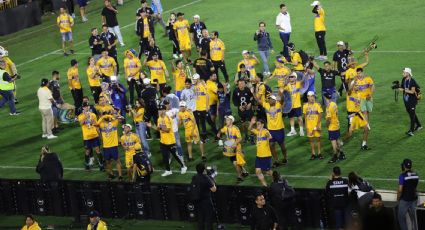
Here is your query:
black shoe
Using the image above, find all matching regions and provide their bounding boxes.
[108,173,116,180]
[236,177,243,184]
[281,158,288,165]
[360,145,370,150]
[272,161,282,168]
[99,165,105,172]
[201,156,207,162]
[328,155,338,164]
[64,52,68,57]
[318,154,324,160]
[118,176,123,182]
[70,49,74,54]
[14,99,19,104]
[188,158,194,162]
[338,152,346,160]
[310,155,316,160]
[241,172,249,178]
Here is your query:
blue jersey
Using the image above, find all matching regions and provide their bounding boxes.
[218,90,231,114]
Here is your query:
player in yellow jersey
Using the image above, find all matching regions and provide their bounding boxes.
[67,59,83,113]
[147,105,187,177]
[311,1,327,60]
[95,96,114,114]
[173,12,192,63]
[97,113,123,181]
[87,57,102,103]
[323,93,345,163]
[56,7,74,56]
[249,117,273,187]
[78,103,104,171]
[210,31,230,83]
[129,98,151,156]
[145,52,169,91]
[354,68,374,122]
[96,49,117,82]
[285,72,305,136]
[237,50,259,79]
[171,59,187,98]
[286,43,304,72]
[216,115,249,184]
[120,124,141,180]
[303,91,323,160]
[344,52,369,84]
[178,101,205,161]
[206,74,219,123]
[268,58,290,89]
[124,49,142,104]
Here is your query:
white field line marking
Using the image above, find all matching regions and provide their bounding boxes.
[15,0,203,67]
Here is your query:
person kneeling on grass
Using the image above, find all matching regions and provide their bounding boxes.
[303,91,324,160]
[120,124,141,181]
[217,115,249,184]
[248,117,273,187]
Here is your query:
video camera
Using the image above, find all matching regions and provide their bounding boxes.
[391,80,400,90]
[206,165,217,179]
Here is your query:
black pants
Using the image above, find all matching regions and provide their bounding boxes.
[139,38,149,59]
[64,0,74,15]
[197,199,213,230]
[127,79,142,105]
[338,75,348,95]
[405,102,421,132]
[194,110,217,139]
[90,86,102,104]
[212,60,229,83]
[171,37,181,55]
[160,143,184,171]
[71,88,83,114]
[315,31,327,56]
[145,107,159,138]
[275,199,298,230]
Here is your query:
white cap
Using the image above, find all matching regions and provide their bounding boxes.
[289,72,297,78]
[307,91,315,96]
[192,73,200,80]
[225,115,235,123]
[269,95,277,100]
[403,67,413,76]
[179,101,187,107]
[123,124,132,129]
[143,78,151,85]
[336,41,344,46]
[242,50,249,55]
[110,75,118,82]
[193,14,200,19]
[311,1,320,6]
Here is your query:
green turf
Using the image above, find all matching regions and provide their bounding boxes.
[0,0,424,191]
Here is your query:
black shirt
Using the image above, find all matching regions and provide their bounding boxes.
[146,45,162,61]
[141,86,158,112]
[399,170,419,201]
[136,6,154,17]
[250,205,278,230]
[101,6,119,27]
[363,206,395,230]
[36,152,63,182]
[48,80,62,103]
[2,72,11,81]
[236,71,251,84]
[100,31,117,55]
[194,174,214,201]
[89,35,103,56]
[193,57,214,81]
[325,177,349,209]
[189,22,207,47]
[401,77,419,105]
[318,68,339,89]
[199,37,211,58]
[332,49,351,73]
[136,17,155,39]
[167,21,177,40]
[232,87,253,108]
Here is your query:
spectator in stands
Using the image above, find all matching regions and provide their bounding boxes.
[397,159,419,230]
[56,7,74,56]
[0,59,19,115]
[37,78,57,139]
[250,192,279,230]
[194,163,217,230]
[36,145,63,182]
[362,193,395,230]
[87,210,108,230]
[254,21,273,76]
[89,28,103,61]
[325,166,349,230]
[348,172,374,215]
[101,0,124,46]
[21,214,41,230]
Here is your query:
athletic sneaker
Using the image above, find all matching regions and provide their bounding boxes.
[71,13,75,18]
[179,54,183,58]
[310,155,316,160]
[236,177,243,184]
[120,43,125,47]
[42,134,48,138]
[281,158,288,165]
[318,154,324,160]
[10,112,20,116]
[181,166,187,174]
[241,172,249,178]
[415,126,423,131]
[201,156,207,162]
[286,131,297,136]
[328,155,338,163]
[272,161,282,168]
[299,129,305,137]
[161,170,172,177]
[88,157,94,166]
[339,152,346,160]
[406,131,414,136]
[172,54,179,59]
[99,165,105,172]
[47,134,58,139]
[82,16,88,22]
[360,145,370,150]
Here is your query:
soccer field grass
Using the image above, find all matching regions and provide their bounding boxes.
[0,0,424,191]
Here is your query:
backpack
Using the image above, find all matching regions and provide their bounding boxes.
[357,180,373,192]
[188,175,202,201]
[270,179,296,201]
[415,85,422,100]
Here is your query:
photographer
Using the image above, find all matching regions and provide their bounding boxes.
[132,145,153,184]
[399,68,422,136]
[0,59,20,115]
[254,22,273,76]
[109,76,128,120]
[192,163,217,230]
[36,145,63,182]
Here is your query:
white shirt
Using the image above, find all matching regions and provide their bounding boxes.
[181,87,196,111]
[276,12,292,33]
[166,108,179,132]
[37,86,53,110]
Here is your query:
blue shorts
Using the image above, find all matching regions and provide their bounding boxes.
[84,137,100,149]
[328,130,340,141]
[61,32,73,41]
[269,129,285,145]
[287,107,301,118]
[209,104,217,116]
[176,91,182,99]
[255,157,272,171]
[103,146,119,161]
[77,0,87,7]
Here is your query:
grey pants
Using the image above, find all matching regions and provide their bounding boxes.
[40,108,54,135]
[398,199,417,230]
[258,50,270,73]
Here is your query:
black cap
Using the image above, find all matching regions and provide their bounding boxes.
[101,48,108,53]
[402,159,412,169]
[288,42,295,50]
[41,78,49,86]
[217,82,224,89]
[71,59,78,66]
[159,105,166,110]
[88,210,100,218]
[162,100,170,105]
[152,52,159,56]
[323,93,332,100]
[82,102,90,107]
[176,12,184,17]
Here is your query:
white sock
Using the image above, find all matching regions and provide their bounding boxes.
[362,141,367,146]
[291,126,295,132]
[299,126,304,132]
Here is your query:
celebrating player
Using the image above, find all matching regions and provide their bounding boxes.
[145,52,169,91]
[303,91,323,160]
[285,72,305,136]
[120,124,141,181]
[56,7,74,56]
[324,93,345,163]
[178,101,205,161]
[173,12,192,63]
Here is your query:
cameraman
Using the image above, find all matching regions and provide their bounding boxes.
[36,145,63,182]
[399,68,422,136]
[194,163,217,230]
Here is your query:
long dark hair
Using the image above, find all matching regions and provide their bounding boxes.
[135,98,145,109]
[348,171,363,186]
[272,171,281,183]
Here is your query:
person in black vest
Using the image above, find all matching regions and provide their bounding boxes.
[250,192,278,230]
[36,145,63,182]
[193,50,215,82]
[399,68,422,136]
[199,29,211,59]
[193,163,217,230]
[312,60,340,104]
[189,15,207,50]
[325,166,349,230]
[136,9,155,59]
[146,38,162,61]
[269,171,296,230]
[100,24,119,75]
[362,193,395,230]
[397,159,419,230]
[89,28,104,61]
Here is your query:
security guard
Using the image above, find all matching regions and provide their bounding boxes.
[0,59,19,115]
[87,210,107,230]
[325,166,349,230]
[397,159,419,230]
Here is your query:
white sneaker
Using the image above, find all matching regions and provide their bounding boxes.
[181,166,187,174]
[172,54,179,59]
[120,43,125,47]
[179,54,183,58]
[89,157,94,166]
[286,131,297,136]
[82,17,88,22]
[42,134,48,138]
[71,13,76,18]
[299,129,305,137]
[161,170,173,177]
[321,56,328,60]
[47,134,58,139]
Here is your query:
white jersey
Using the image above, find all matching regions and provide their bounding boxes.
[276,12,292,33]
[166,108,179,132]
[180,87,196,111]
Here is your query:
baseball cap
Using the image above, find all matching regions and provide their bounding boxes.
[242,50,249,55]
[287,42,295,50]
[143,78,151,85]
[225,115,235,123]
[336,41,345,46]
[310,1,320,6]
[403,67,413,76]
[402,159,412,169]
[159,105,166,110]
[307,91,315,96]
[192,73,200,80]
[123,124,132,129]
[179,101,187,107]
[289,72,297,78]
[176,12,184,17]
[40,78,49,86]
[323,92,332,100]
[193,14,200,19]
[110,75,118,82]
[88,210,100,218]
[268,95,277,100]
[71,59,78,66]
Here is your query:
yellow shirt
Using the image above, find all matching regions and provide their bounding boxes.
[237,59,258,77]
[96,57,117,77]
[87,220,107,230]
[67,66,82,90]
[210,39,225,61]
[3,57,16,75]
[355,76,374,99]
[158,115,176,145]
[195,82,208,111]
[143,17,150,38]
[179,110,196,130]
[251,129,272,158]
[173,19,190,41]
[346,90,361,113]
[173,68,186,91]
[257,83,267,104]
[284,81,301,108]
[78,112,99,140]
[120,133,140,155]
[345,63,367,82]
[22,222,42,230]
[146,60,167,84]
[98,116,119,148]
[272,66,290,88]
[206,80,218,106]
[314,8,326,32]
[57,13,73,33]
[326,101,340,131]
[133,107,145,123]
[86,66,101,87]
[290,52,304,71]
[219,125,241,157]
[262,101,284,130]
[95,104,114,114]
[303,102,323,130]
[124,57,141,79]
